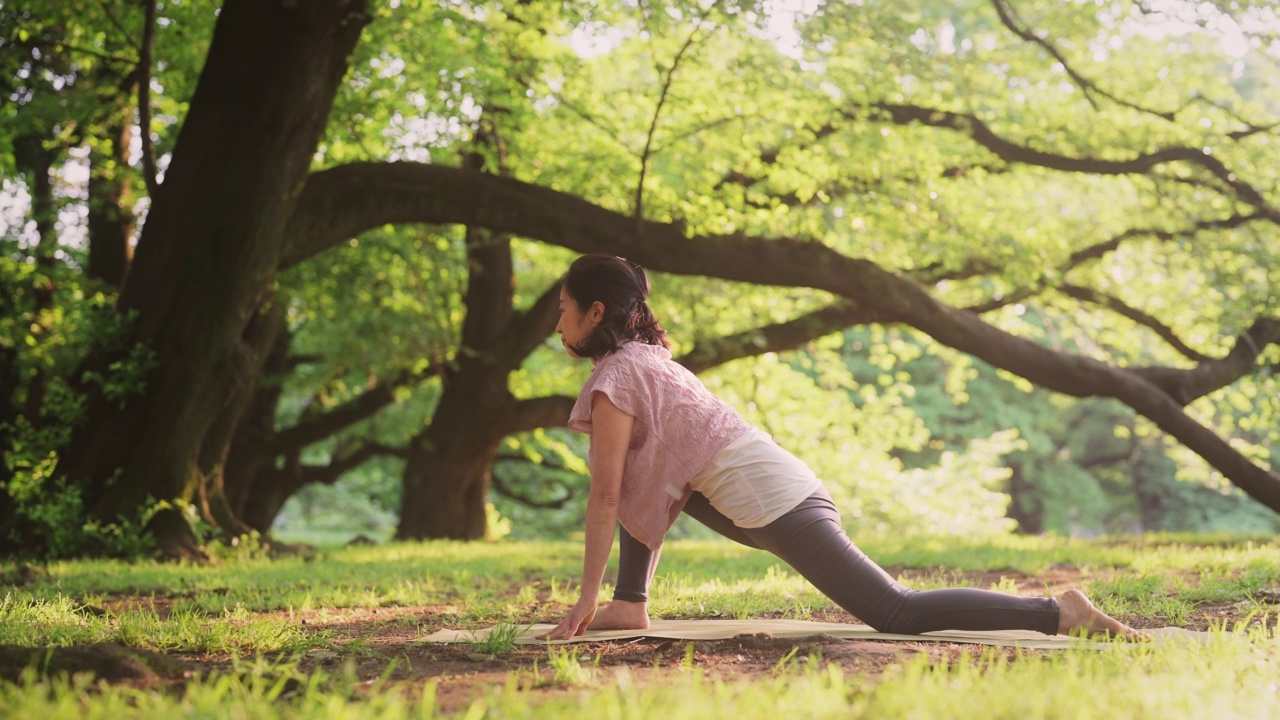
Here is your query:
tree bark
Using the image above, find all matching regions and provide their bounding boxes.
[60,0,370,558]
[398,433,501,541]
[86,120,134,287]
[195,298,286,537]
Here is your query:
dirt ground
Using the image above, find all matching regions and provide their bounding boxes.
[122,566,1276,713]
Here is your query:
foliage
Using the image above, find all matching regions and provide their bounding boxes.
[852,326,1280,536]
[0,237,160,558]
[2,0,1278,553]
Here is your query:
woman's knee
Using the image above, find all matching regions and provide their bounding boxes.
[848,588,917,634]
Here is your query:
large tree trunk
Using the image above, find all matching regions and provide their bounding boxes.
[195,299,287,537]
[396,328,513,540]
[238,468,302,535]
[396,388,577,539]
[59,0,369,558]
[396,224,518,540]
[398,433,502,541]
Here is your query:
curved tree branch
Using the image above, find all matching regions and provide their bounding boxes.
[505,395,577,435]
[677,300,880,374]
[295,441,406,486]
[490,470,573,509]
[1227,119,1280,141]
[1130,316,1280,405]
[490,454,576,509]
[860,103,1278,216]
[1063,212,1265,269]
[960,287,1040,316]
[915,212,1266,291]
[496,277,562,371]
[282,162,1280,512]
[268,365,436,455]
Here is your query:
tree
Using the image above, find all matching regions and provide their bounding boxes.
[52,0,372,557]
[3,0,1278,556]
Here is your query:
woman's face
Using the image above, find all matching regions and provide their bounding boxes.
[556,286,602,359]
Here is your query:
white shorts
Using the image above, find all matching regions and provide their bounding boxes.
[688,428,825,528]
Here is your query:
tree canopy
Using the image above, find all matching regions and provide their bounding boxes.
[1,0,1277,558]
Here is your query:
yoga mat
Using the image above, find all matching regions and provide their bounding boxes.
[421,618,1208,649]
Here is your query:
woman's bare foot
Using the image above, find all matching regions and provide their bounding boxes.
[1057,589,1143,640]
[587,600,650,631]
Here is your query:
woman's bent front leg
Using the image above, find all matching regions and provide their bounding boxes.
[589,525,654,631]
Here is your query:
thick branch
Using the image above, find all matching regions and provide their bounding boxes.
[296,441,406,486]
[268,367,434,455]
[281,162,1280,511]
[505,395,577,435]
[862,103,1278,215]
[677,300,879,374]
[1130,317,1280,405]
[495,278,562,372]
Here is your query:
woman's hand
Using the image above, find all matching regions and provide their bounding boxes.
[538,596,599,641]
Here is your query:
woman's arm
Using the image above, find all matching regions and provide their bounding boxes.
[542,390,633,640]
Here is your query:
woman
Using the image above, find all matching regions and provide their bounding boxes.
[543,253,1138,641]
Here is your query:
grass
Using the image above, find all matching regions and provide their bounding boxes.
[466,621,530,655]
[1,627,1276,719]
[0,594,322,653]
[1,533,1278,718]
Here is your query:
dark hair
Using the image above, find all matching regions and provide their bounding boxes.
[562,253,670,359]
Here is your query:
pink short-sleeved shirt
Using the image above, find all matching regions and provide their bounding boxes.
[568,341,750,550]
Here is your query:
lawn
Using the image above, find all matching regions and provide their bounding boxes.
[1,534,1277,718]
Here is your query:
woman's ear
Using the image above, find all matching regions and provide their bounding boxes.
[588,301,605,323]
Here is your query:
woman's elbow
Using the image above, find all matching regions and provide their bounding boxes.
[590,489,621,510]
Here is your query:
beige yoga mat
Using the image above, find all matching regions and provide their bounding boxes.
[421,618,1208,649]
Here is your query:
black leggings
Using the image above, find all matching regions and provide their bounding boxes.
[614,489,1060,636]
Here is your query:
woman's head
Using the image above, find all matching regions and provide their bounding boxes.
[557,253,670,359]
